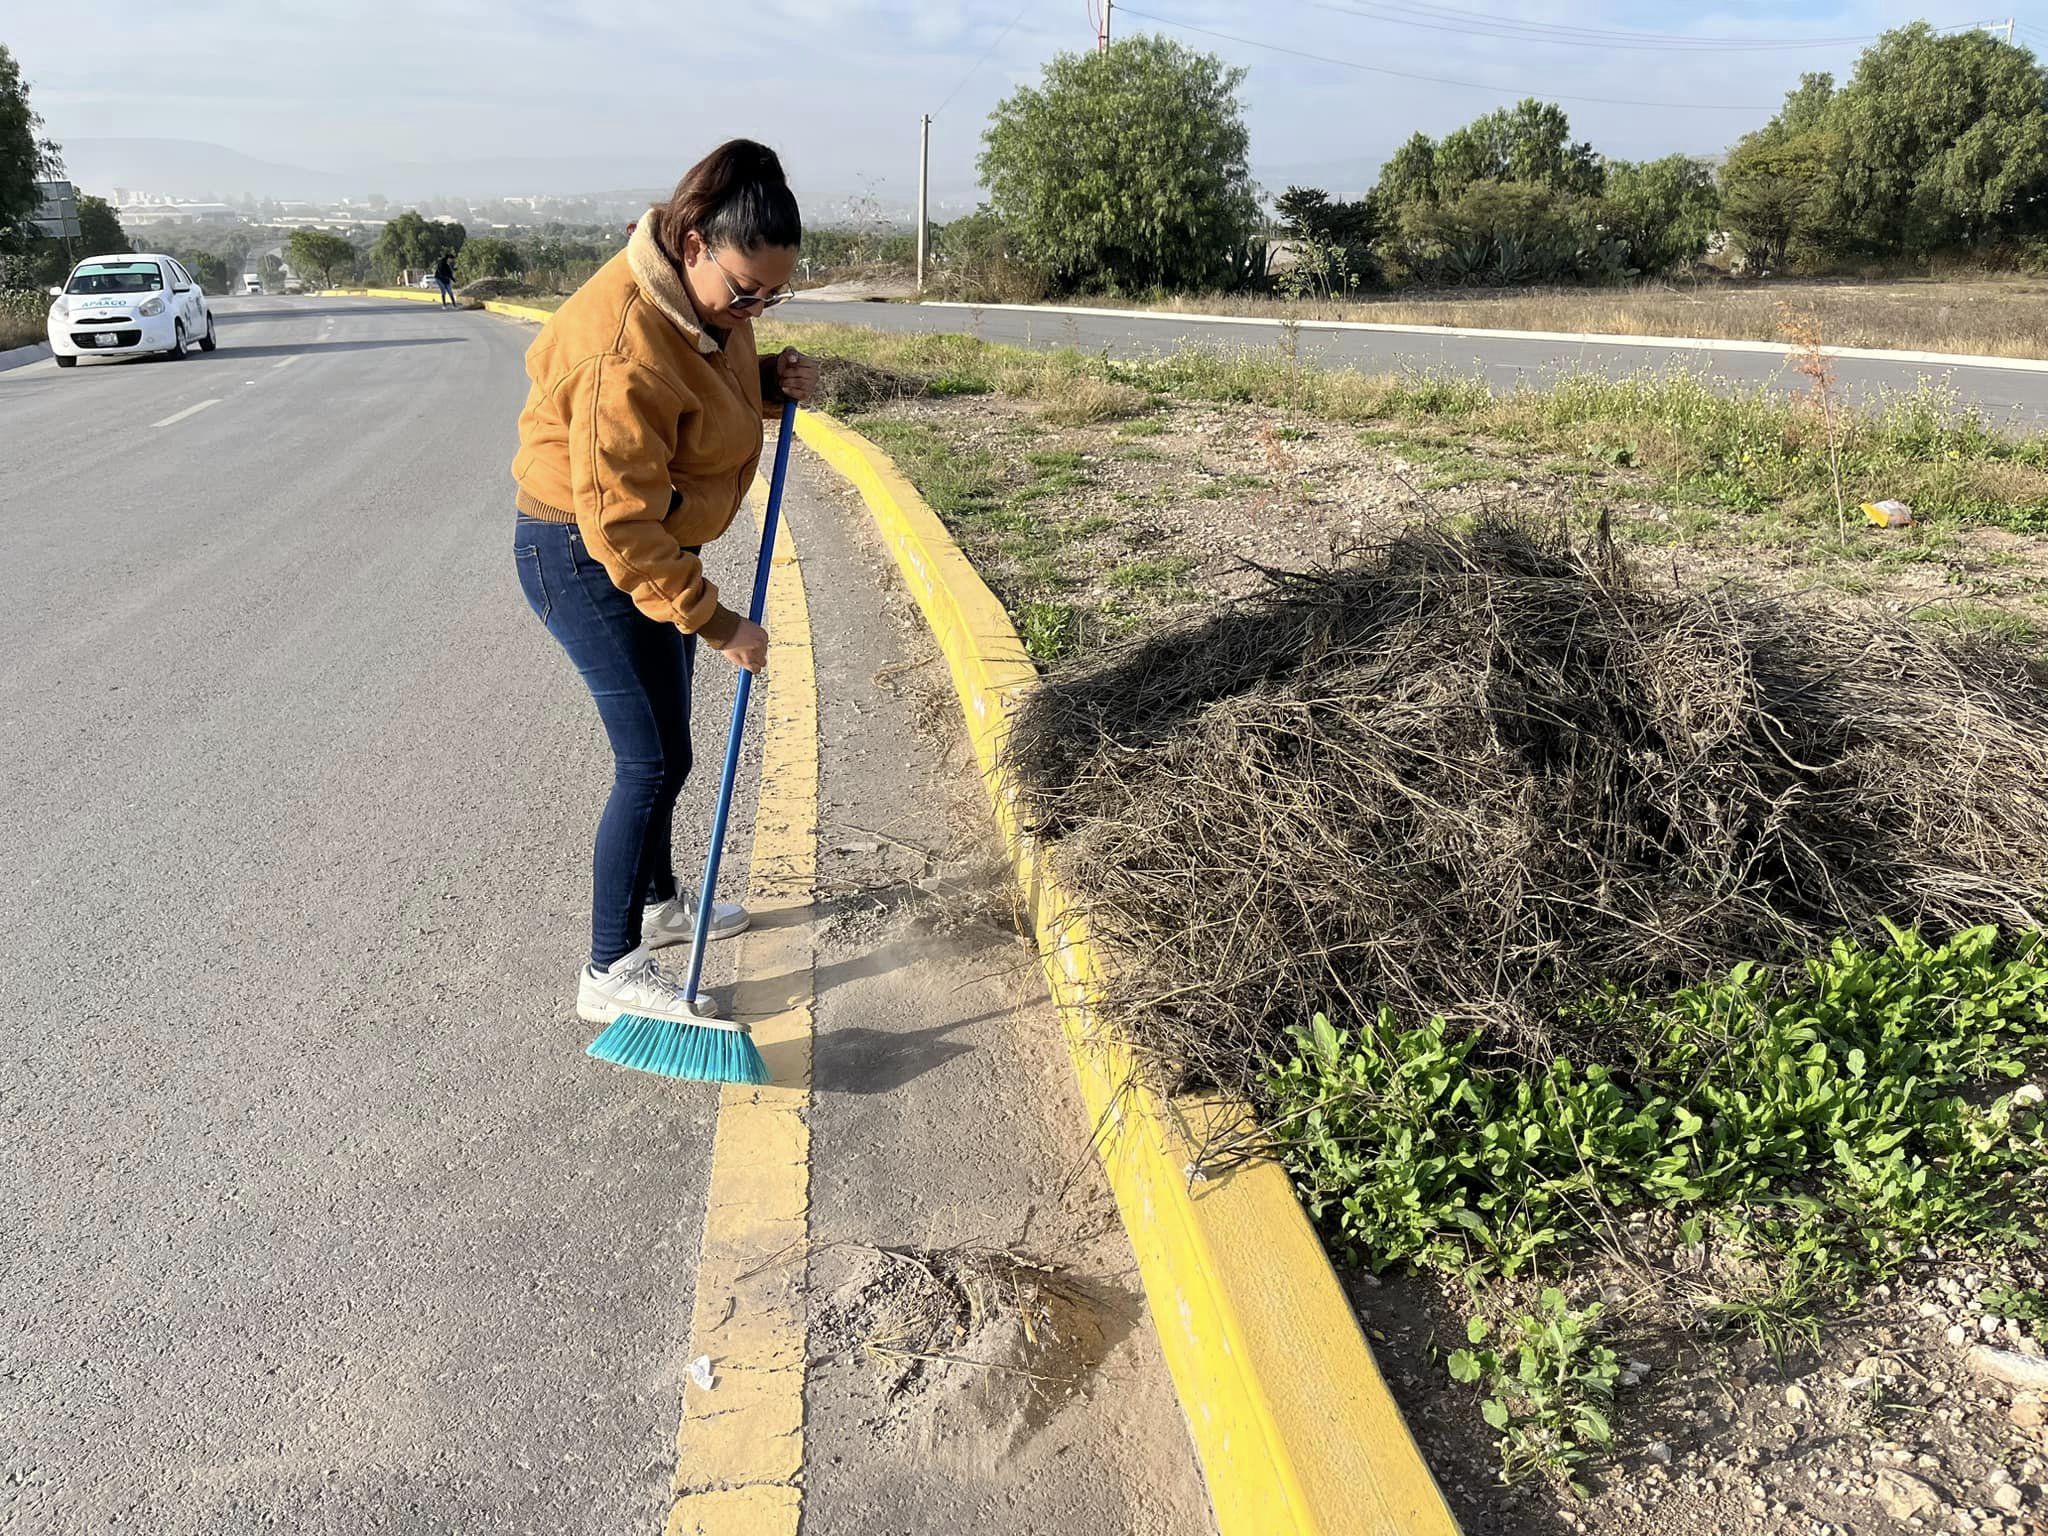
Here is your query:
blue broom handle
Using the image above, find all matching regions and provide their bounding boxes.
[682,400,798,1005]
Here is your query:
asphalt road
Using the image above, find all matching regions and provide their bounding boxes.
[0,297,760,1532]
[778,298,2048,422]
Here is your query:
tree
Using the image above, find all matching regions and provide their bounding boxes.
[1396,181,1620,286]
[1726,26,2048,263]
[23,193,128,284]
[371,210,467,278]
[287,227,356,285]
[77,195,127,254]
[1273,185,1381,295]
[0,44,59,258]
[1434,99,1603,202]
[1274,186,1376,247]
[1373,133,1438,210]
[183,250,231,291]
[931,208,1047,302]
[1602,156,1720,273]
[1720,132,1839,270]
[979,35,1260,293]
[455,236,523,284]
[1770,72,1837,142]
[1826,23,2048,253]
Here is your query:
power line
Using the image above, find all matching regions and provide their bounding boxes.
[1114,6,1780,110]
[934,0,1038,116]
[1296,0,1895,51]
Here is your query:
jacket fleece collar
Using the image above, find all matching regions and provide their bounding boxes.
[627,213,721,355]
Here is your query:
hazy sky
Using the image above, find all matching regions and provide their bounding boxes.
[8,1,2024,207]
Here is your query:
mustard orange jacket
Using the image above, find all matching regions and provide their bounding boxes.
[510,216,782,644]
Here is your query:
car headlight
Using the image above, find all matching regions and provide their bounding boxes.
[138,296,166,317]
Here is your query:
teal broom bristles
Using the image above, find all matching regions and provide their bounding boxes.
[586,1011,769,1085]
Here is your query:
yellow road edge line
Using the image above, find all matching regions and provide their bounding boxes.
[665,486,817,1536]
[323,285,559,324]
[791,409,1460,1536]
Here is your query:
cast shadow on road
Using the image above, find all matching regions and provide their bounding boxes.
[219,302,448,320]
[808,1018,982,1096]
[214,338,465,360]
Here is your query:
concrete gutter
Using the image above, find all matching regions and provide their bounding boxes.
[791,408,1461,1536]
[0,341,51,373]
[920,298,2048,375]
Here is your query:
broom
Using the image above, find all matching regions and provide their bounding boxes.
[586,400,798,1085]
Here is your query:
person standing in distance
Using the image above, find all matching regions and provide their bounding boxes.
[509,139,819,1032]
[433,251,457,307]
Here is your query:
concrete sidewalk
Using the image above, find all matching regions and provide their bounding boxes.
[779,448,1213,1535]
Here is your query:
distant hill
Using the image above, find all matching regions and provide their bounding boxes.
[56,138,356,201]
[53,136,926,214]
[55,134,1347,222]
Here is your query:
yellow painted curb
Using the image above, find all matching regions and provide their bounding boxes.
[667,481,817,1536]
[323,285,558,324]
[792,409,1459,1536]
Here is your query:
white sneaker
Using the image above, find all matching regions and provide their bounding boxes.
[642,893,751,948]
[577,947,704,1026]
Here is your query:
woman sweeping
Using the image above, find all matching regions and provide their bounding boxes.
[510,139,819,1031]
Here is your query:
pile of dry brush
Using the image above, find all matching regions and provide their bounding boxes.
[1005,519,2048,1096]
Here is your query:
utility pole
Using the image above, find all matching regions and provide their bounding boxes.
[916,113,931,294]
[1098,0,1112,53]
[2008,17,2017,44]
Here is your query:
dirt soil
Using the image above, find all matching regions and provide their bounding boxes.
[785,452,1213,1536]
[842,391,2048,658]
[826,388,2048,1536]
[1364,1241,2048,1536]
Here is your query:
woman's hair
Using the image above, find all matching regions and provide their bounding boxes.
[657,139,802,258]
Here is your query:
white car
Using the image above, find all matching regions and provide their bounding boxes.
[47,253,217,367]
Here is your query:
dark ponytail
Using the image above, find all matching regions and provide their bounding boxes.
[658,139,802,259]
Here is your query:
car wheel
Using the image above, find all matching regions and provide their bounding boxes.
[55,354,77,368]
[198,313,218,352]
[165,323,187,360]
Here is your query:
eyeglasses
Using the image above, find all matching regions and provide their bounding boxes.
[705,248,795,312]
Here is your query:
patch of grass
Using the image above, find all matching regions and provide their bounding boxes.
[1190,471,1268,501]
[1264,925,2048,1476]
[1024,449,1088,473]
[764,320,2048,535]
[1915,600,2043,646]
[1115,416,1168,438]
[1981,1281,2048,1324]
[1449,1290,1619,1488]
[1263,925,2048,1294]
[851,418,1003,525]
[1408,445,1518,491]
[1,288,48,350]
[1106,555,1194,594]
[1017,599,1080,664]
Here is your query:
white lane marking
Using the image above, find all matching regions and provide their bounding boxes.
[272,355,301,371]
[150,398,222,429]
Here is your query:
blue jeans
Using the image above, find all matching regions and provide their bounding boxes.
[514,514,696,969]
[437,278,455,305]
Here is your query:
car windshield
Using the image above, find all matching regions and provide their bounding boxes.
[66,262,165,295]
